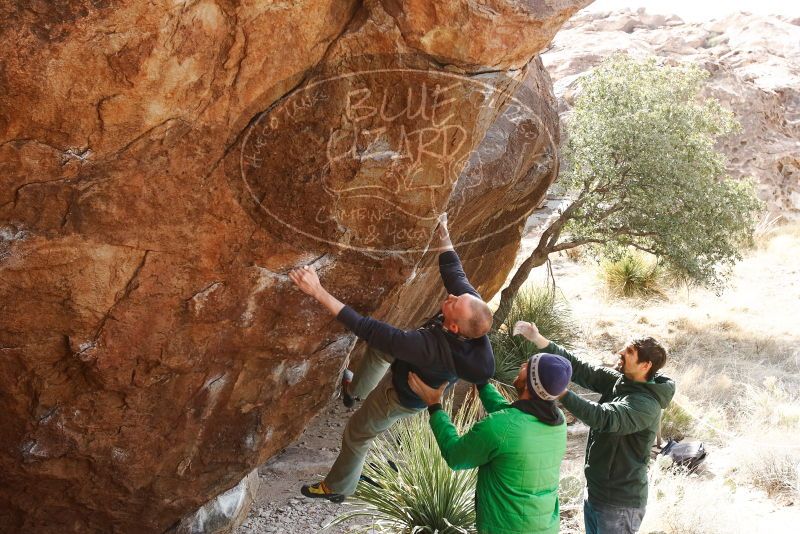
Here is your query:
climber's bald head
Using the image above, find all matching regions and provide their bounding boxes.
[441,293,493,339]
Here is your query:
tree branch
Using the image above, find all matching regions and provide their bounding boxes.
[604,227,659,238]
[628,242,660,256]
[492,196,586,329]
[550,238,604,252]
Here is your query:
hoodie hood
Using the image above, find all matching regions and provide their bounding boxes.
[615,373,675,409]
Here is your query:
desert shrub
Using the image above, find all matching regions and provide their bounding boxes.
[740,444,800,497]
[601,252,665,299]
[490,285,579,389]
[660,400,695,441]
[329,398,480,533]
[752,212,782,248]
[731,431,800,497]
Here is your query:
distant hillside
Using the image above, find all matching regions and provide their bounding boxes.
[543,8,800,221]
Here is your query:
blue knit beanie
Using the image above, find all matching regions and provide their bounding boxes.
[527,353,572,401]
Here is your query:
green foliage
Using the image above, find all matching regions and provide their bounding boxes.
[561,54,763,290]
[329,398,480,533]
[660,401,695,441]
[490,285,579,388]
[601,251,665,298]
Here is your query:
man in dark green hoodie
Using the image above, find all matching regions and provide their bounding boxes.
[514,321,675,534]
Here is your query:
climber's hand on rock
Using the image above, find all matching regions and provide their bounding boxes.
[289,265,324,299]
[435,213,453,251]
[289,265,345,316]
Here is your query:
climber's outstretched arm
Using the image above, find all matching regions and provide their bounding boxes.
[288,265,345,316]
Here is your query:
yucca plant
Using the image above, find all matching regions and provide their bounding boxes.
[327,398,481,533]
[490,285,579,390]
[752,212,782,247]
[601,252,665,299]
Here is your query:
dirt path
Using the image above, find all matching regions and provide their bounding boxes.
[235,399,360,533]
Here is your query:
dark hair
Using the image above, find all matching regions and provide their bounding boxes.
[631,337,667,381]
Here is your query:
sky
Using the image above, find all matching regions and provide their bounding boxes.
[585,0,800,22]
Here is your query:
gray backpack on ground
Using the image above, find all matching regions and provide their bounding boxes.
[659,439,707,472]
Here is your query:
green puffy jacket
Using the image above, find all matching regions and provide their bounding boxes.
[429,384,567,534]
[547,342,675,508]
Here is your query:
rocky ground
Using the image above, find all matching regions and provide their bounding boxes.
[234,400,357,534]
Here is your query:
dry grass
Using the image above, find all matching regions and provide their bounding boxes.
[519,223,800,532]
[558,460,587,534]
[640,461,798,534]
[732,434,800,498]
[752,213,783,248]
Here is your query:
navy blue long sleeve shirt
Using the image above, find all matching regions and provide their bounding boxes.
[336,250,495,409]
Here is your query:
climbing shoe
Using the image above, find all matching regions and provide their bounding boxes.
[341,369,357,408]
[301,481,345,503]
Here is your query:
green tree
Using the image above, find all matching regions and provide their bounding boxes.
[494,54,762,328]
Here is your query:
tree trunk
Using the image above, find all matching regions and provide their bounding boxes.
[492,247,550,329]
[491,191,592,329]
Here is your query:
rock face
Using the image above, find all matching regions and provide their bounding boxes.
[542,8,800,221]
[169,469,259,534]
[0,1,589,532]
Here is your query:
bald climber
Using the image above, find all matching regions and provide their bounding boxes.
[289,215,494,502]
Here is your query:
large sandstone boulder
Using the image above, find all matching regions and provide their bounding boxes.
[542,8,800,221]
[0,0,589,532]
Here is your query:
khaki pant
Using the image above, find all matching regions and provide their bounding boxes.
[324,348,420,495]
